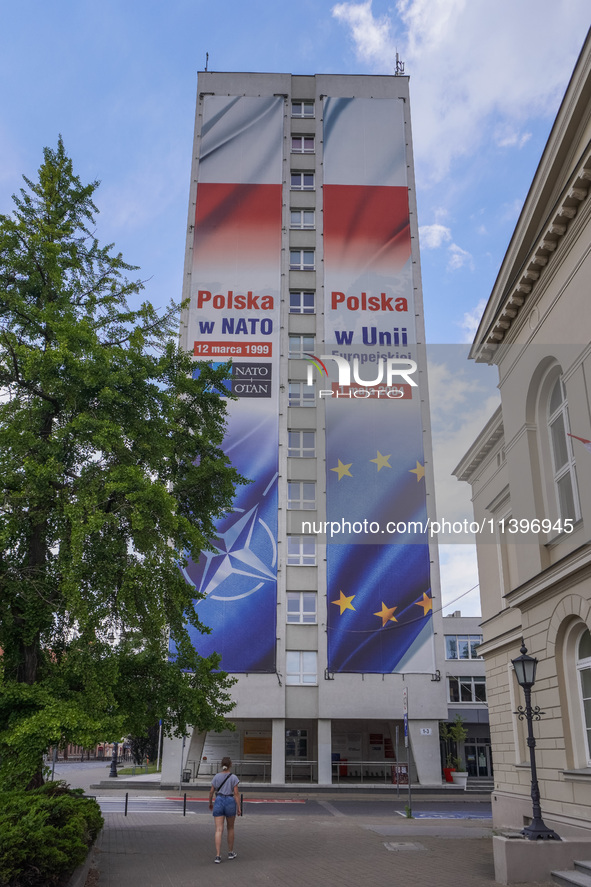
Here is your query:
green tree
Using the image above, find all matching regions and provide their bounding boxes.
[0,139,245,788]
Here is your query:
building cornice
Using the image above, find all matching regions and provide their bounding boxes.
[471,144,591,364]
[504,542,591,609]
[453,405,503,482]
[470,29,591,364]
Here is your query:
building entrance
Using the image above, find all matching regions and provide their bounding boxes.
[464,741,492,778]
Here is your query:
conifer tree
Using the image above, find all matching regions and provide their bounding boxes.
[0,139,244,787]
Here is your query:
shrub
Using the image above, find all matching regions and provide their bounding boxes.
[0,783,103,887]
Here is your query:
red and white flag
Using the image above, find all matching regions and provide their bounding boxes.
[568,433,591,453]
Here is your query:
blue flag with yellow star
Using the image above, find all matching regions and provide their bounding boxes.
[323,95,434,673]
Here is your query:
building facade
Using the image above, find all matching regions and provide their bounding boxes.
[454,32,591,836]
[162,70,451,786]
[442,612,490,779]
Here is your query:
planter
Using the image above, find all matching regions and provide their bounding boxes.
[451,771,468,790]
[443,767,455,783]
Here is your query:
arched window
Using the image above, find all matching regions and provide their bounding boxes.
[548,377,580,523]
[577,628,591,766]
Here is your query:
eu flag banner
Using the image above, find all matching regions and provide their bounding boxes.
[180,96,283,673]
[323,97,434,673]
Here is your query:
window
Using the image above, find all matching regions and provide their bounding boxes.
[291,172,315,191]
[448,676,487,703]
[445,635,483,660]
[287,536,316,566]
[288,430,315,457]
[286,729,308,758]
[291,135,315,153]
[290,250,315,271]
[288,383,315,408]
[289,290,315,313]
[548,377,580,522]
[577,628,591,765]
[290,210,315,230]
[286,651,317,684]
[291,101,314,118]
[288,482,316,510]
[289,335,315,358]
[287,592,317,624]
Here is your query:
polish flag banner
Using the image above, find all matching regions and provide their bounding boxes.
[568,433,591,453]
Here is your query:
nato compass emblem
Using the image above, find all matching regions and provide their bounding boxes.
[181,475,278,602]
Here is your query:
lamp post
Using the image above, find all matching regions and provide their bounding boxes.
[511,642,560,841]
[108,741,119,778]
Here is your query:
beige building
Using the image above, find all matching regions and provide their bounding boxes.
[454,30,591,841]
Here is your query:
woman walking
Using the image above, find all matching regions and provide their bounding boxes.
[208,756,241,863]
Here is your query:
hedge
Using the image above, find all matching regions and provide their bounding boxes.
[0,782,103,887]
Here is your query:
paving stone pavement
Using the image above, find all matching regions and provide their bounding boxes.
[87,810,556,887]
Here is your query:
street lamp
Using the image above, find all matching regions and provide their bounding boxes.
[108,741,119,778]
[511,642,560,841]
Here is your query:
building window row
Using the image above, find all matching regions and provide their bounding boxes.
[291,101,314,118]
[445,635,483,660]
[288,430,315,457]
[448,676,487,703]
[548,376,580,523]
[287,535,316,566]
[289,290,315,313]
[287,482,315,510]
[288,383,314,408]
[290,209,315,230]
[291,172,315,191]
[291,135,315,153]
[287,591,317,624]
[286,650,317,684]
[577,628,591,765]
[290,250,314,271]
[289,335,315,358]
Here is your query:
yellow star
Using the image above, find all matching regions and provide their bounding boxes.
[409,460,425,482]
[374,602,398,627]
[370,451,391,471]
[331,591,356,615]
[331,459,353,480]
[415,593,432,615]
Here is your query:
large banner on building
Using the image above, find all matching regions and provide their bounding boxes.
[181,96,283,672]
[322,97,434,673]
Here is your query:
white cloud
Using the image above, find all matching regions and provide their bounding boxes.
[419,223,472,271]
[419,223,452,249]
[494,124,532,149]
[332,0,395,66]
[459,298,486,342]
[447,243,473,271]
[332,0,587,182]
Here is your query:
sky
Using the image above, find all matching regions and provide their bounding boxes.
[1,0,589,617]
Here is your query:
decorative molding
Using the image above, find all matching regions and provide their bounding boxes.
[474,148,591,362]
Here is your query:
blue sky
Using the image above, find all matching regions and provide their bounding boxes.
[1,0,589,614]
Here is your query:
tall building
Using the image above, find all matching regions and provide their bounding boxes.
[454,29,591,877]
[162,71,449,786]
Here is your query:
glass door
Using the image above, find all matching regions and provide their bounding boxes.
[465,742,492,777]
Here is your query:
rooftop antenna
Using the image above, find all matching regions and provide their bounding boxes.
[395,51,405,76]
[205,52,209,72]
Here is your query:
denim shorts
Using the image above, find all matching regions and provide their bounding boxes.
[212,795,237,817]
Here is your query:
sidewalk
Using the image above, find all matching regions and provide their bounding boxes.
[86,807,555,887]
